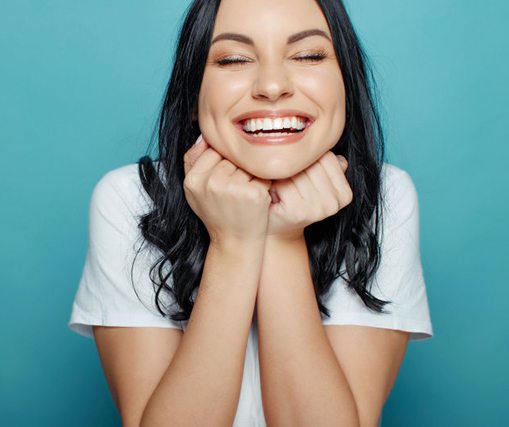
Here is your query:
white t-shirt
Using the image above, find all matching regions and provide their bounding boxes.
[68,161,433,427]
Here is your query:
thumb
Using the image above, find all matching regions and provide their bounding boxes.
[184,134,208,175]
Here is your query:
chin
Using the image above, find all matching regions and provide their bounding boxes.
[242,164,303,181]
[224,149,312,180]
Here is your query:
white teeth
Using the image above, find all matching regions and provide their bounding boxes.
[242,116,308,133]
[253,131,292,137]
[273,118,283,130]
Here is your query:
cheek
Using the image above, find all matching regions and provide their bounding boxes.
[322,71,346,138]
[301,71,345,127]
[299,68,345,110]
[198,71,250,123]
[197,71,250,159]
[325,75,345,111]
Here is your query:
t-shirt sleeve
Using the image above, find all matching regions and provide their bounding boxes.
[322,165,434,341]
[68,166,184,339]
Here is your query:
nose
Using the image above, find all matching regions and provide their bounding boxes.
[251,62,294,102]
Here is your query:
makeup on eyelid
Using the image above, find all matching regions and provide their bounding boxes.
[211,47,331,65]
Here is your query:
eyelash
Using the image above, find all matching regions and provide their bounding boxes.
[215,51,328,66]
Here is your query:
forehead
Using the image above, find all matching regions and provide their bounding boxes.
[212,0,331,41]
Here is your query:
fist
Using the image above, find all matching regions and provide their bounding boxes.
[266,151,352,240]
[182,134,273,244]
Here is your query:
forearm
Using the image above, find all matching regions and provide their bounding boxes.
[141,238,265,427]
[257,237,359,427]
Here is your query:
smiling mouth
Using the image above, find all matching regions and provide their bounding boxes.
[233,116,313,145]
[243,128,305,137]
[244,129,304,136]
[236,116,312,137]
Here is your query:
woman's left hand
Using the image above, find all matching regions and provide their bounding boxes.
[266,151,353,241]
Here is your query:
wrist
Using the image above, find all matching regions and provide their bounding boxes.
[264,234,307,255]
[265,232,305,245]
[210,234,266,253]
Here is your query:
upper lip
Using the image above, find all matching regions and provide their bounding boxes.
[233,109,314,125]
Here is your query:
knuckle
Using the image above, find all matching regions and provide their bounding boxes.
[328,200,339,214]
[337,155,348,169]
[344,188,354,205]
[263,191,272,204]
[325,151,336,159]
[183,149,195,163]
[292,208,307,224]
[219,159,231,168]
[183,174,198,190]
[250,187,268,204]
[206,176,221,193]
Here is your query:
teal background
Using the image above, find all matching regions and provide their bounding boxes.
[1,0,507,426]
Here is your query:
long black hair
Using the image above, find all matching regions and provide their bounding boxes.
[132,0,391,324]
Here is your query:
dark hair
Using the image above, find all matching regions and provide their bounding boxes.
[132,0,391,324]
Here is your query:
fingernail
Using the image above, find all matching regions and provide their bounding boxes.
[194,135,203,145]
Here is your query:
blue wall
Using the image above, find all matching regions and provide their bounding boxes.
[1,1,507,425]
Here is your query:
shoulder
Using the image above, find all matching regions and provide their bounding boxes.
[89,162,160,223]
[86,162,167,240]
[380,163,420,221]
[381,162,417,196]
[93,163,143,201]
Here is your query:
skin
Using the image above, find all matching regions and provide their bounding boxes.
[189,0,352,241]
[94,2,409,426]
[197,0,347,181]
[182,3,408,426]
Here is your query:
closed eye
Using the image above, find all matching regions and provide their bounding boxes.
[295,53,327,62]
[215,56,250,66]
[215,52,328,67]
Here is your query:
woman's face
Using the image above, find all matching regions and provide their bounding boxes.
[197,0,346,180]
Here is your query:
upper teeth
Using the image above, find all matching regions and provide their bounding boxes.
[242,116,307,132]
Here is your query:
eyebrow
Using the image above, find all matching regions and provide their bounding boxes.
[210,29,332,46]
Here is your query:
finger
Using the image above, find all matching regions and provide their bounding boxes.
[273,178,302,208]
[231,166,253,182]
[249,175,273,192]
[183,135,209,175]
[184,139,223,176]
[269,187,280,204]
[318,152,348,189]
[305,159,338,200]
[214,158,237,177]
[230,166,272,192]
[319,152,353,205]
[290,169,316,202]
[253,177,273,192]
[336,154,348,173]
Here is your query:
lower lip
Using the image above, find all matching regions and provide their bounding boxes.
[234,120,313,145]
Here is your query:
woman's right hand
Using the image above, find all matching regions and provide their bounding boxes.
[183,134,273,245]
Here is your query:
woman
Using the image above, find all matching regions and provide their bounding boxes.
[68,0,433,426]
